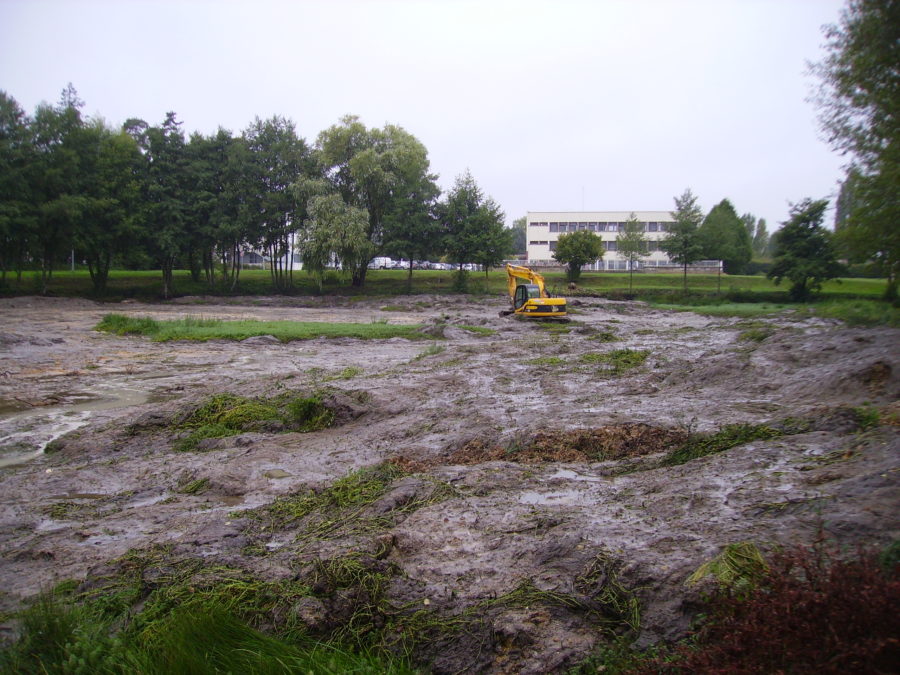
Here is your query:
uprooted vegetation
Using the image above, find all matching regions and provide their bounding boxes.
[447,421,795,470]
[450,424,688,465]
[2,462,646,673]
[172,391,337,451]
[239,462,458,553]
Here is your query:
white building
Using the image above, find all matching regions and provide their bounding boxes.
[526,210,676,271]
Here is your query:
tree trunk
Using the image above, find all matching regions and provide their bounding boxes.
[352,265,367,288]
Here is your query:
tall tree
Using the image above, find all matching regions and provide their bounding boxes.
[661,188,704,292]
[144,112,188,299]
[812,0,899,298]
[617,213,648,291]
[510,216,527,255]
[553,230,603,281]
[741,212,770,259]
[0,91,34,285]
[768,198,845,301]
[243,116,312,290]
[381,179,441,291]
[316,115,438,287]
[28,85,87,293]
[439,170,509,289]
[698,199,752,274]
[75,120,143,293]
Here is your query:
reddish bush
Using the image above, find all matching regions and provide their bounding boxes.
[640,542,900,674]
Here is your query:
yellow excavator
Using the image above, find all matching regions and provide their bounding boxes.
[501,264,567,319]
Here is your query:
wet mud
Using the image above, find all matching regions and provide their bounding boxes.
[0,294,898,672]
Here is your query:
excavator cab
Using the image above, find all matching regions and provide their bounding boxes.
[514,284,542,310]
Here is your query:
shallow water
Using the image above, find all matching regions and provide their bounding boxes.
[0,385,151,468]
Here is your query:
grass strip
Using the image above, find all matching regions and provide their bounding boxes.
[96,313,428,342]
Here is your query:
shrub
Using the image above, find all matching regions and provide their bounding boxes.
[639,543,900,673]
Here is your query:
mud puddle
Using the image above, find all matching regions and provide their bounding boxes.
[0,385,153,467]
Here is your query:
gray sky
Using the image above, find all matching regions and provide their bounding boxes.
[1,0,847,229]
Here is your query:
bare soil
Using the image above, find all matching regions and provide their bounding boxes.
[0,294,898,672]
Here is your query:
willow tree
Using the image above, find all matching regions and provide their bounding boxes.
[316,115,438,287]
[812,0,900,298]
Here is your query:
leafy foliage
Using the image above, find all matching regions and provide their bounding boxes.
[698,199,752,274]
[812,0,900,299]
[439,170,511,287]
[661,188,705,292]
[553,230,604,281]
[768,198,845,301]
[616,213,648,290]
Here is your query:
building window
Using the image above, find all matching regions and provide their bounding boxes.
[549,222,559,232]
[604,241,618,251]
[549,241,557,252]
[648,222,658,232]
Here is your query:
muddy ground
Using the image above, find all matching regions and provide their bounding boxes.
[0,294,898,672]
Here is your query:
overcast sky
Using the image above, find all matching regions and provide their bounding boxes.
[1,0,847,229]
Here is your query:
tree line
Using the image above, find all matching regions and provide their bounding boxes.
[0,87,512,296]
[549,190,768,281]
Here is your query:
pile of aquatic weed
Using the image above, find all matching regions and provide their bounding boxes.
[659,423,782,467]
[450,424,688,464]
[173,391,335,451]
[239,462,457,553]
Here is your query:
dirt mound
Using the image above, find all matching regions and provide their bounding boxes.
[449,424,687,464]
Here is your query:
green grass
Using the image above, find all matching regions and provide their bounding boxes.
[581,348,650,375]
[412,343,445,360]
[96,313,428,342]
[0,583,411,675]
[796,298,900,327]
[653,297,899,327]
[5,267,893,306]
[526,356,566,366]
[653,302,792,318]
